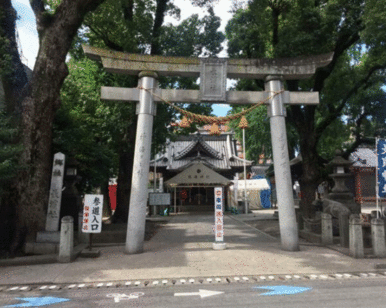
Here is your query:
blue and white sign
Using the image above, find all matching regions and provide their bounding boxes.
[3,296,70,307]
[214,187,224,242]
[377,139,386,198]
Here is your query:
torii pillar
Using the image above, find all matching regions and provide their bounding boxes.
[84,45,333,253]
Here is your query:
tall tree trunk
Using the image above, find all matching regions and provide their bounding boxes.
[0,1,28,116]
[151,0,169,55]
[11,0,105,253]
[291,104,321,219]
[298,140,320,219]
[0,0,29,254]
[112,0,169,223]
[113,117,137,223]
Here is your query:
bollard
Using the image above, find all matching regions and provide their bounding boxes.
[78,212,89,244]
[371,218,386,257]
[321,213,333,245]
[349,214,364,258]
[339,213,350,248]
[58,216,74,263]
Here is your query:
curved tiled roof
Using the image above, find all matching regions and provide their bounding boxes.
[350,148,376,168]
[174,134,222,160]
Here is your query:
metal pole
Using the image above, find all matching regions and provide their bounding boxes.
[243,127,248,214]
[174,186,177,214]
[153,149,157,216]
[125,72,158,254]
[265,75,299,251]
[154,150,157,192]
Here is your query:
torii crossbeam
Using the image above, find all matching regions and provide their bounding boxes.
[84,45,333,253]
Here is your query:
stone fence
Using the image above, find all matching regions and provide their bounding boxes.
[299,210,386,259]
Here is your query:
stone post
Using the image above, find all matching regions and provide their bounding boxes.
[349,214,364,258]
[125,72,157,254]
[78,212,89,244]
[46,152,66,232]
[371,218,386,257]
[321,213,333,245]
[339,213,350,248]
[58,216,74,263]
[265,76,299,251]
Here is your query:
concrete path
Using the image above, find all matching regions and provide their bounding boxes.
[0,213,385,286]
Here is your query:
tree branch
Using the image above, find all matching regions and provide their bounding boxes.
[86,23,124,52]
[341,112,374,159]
[29,0,45,18]
[314,28,361,92]
[123,0,134,22]
[315,61,386,140]
[151,0,169,55]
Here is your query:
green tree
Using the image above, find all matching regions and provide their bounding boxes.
[0,0,108,254]
[226,0,386,218]
[67,1,224,222]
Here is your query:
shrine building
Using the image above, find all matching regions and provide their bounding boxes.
[149,127,253,212]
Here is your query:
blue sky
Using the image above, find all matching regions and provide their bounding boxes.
[12,0,234,116]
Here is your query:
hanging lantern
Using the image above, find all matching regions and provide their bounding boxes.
[209,122,221,135]
[238,116,249,129]
[179,116,190,128]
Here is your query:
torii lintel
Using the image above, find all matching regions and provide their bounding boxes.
[83,45,333,80]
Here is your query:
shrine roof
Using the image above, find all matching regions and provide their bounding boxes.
[350,148,377,168]
[150,132,253,172]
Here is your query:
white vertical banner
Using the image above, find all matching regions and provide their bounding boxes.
[214,187,224,242]
[82,194,103,233]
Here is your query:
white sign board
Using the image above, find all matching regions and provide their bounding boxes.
[82,194,103,233]
[236,179,270,190]
[149,193,171,206]
[45,152,65,232]
[214,187,224,242]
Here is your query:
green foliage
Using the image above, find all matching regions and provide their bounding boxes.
[0,112,22,195]
[54,58,120,193]
[159,8,224,57]
[226,0,386,162]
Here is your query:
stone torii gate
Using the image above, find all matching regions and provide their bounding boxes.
[84,45,333,253]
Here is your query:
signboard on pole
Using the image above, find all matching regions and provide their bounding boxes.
[214,187,224,242]
[82,194,103,233]
[149,193,171,206]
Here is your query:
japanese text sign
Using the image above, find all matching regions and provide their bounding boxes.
[82,194,103,233]
[214,187,224,242]
[378,139,386,198]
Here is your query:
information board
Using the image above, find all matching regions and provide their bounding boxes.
[82,194,103,233]
[214,187,224,242]
[149,193,171,206]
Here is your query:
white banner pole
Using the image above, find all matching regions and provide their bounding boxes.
[376,137,380,218]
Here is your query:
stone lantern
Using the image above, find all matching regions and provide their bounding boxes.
[327,150,361,214]
[60,158,82,227]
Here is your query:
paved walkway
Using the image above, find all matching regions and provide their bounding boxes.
[0,213,385,286]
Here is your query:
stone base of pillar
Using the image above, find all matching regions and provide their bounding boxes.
[213,242,226,250]
[80,248,101,258]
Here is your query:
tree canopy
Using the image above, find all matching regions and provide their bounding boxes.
[226,0,386,217]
